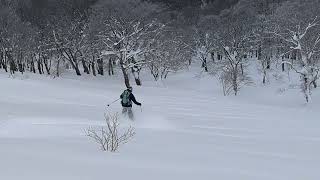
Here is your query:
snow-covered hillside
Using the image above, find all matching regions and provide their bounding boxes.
[0,70,320,180]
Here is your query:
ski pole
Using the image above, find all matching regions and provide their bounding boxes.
[107,98,121,107]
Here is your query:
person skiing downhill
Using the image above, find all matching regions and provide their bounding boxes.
[120,87,141,120]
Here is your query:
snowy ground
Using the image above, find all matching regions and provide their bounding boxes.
[1,68,320,180]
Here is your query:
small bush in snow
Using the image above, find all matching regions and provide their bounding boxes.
[86,113,135,152]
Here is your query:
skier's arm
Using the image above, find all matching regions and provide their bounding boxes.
[130,94,141,106]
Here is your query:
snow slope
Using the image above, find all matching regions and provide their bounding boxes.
[0,70,320,180]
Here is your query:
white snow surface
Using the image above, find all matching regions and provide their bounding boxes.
[1,68,320,180]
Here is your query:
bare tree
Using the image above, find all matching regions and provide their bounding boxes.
[268,0,320,102]
[90,0,164,87]
[213,6,256,95]
[145,28,190,81]
[49,10,89,76]
[194,15,219,72]
[86,113,135,152]
[0,3,38,75]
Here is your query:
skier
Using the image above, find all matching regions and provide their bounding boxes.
[120,87,141,120]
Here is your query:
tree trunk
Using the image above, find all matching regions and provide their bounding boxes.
[18,63,24,73]
[108,57,114,76]
[134,76,141,86]
[130,57,142,86]
[201,59,208,72]
[282,57,285,72]
[0,51,7,72]
[56,58,60,77]
[164,71,169,79]
[97,58,104,76]
[0,51,2,69]
[67,54,81,76]
[232,67,238,96]
[3,63,7,72]
[240,63,244,75]
[37,59,43,74]
[150,65,159,81]
[132,70,141,86]
[91,56,96,76]
[263,70,267,84]
[303,76,309,102]
[266,57,271,69]
[161,68,168,79]
[20,54,25,74]
[257,45,262,60]
[9,60,16,75]
[2,61,8,72]
[211,52,215,62]
[74,62,81,76]
[7,52,16,74]
[82,59,89,74]
[262,60,267,84]
[121,67,130,88]
[312,80,317,88]
[62,49,81,76]
[120,53,130,88]
[30,60,36,73]
[43,57,51,75]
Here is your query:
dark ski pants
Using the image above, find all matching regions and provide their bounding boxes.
[122,107,134,120]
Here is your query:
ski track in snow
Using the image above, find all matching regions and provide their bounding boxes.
[0,72,320,180]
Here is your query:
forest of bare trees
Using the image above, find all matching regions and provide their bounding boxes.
[1,0,320,102]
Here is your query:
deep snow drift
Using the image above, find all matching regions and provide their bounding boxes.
[0,69,320,180]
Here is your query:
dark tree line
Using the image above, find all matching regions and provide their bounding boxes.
[1,0,319,102]
[0,0,235,80]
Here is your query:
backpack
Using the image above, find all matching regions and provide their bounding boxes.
[121,90,132,106]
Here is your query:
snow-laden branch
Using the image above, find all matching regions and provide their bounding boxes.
[299,16,319,39]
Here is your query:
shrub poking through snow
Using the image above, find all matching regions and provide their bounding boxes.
[86,113,135,152]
